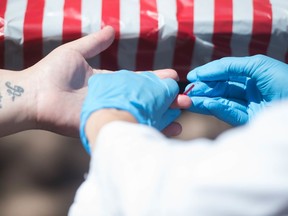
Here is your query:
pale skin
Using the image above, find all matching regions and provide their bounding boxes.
[0,26,191,138]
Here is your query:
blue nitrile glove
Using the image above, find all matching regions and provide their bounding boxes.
[80,70,181,154]
[185,55,288,126]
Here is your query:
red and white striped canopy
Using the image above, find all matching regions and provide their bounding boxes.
[1,0,288,81]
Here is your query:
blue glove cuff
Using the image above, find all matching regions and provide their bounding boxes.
[79,112,92,154]
[79,99,150,154]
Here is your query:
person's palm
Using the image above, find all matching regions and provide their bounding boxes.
[24,26,190,137]
[28,27,115,137]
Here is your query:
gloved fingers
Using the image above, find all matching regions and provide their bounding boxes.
[141,72,180,105]
[161,78,180,100]
[139,71,179,94]
[203,99,248,126]
[188,97,247,117]
[187,56,261,82]
[187,97,212,115]
[62,26,115,59]
[87,70,137,97]
[211,97,247,114]
[156,109,181,131]
[185,81,247,100]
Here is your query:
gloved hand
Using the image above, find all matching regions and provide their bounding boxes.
[80,70,180,153]
[185,55,288,126]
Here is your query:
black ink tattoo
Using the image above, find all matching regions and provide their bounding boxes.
[6,81,24,101]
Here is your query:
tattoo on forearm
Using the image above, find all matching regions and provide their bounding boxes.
[5,81,24,101]
[0,93,2,108]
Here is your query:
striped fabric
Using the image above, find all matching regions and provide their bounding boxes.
[0,0,288,81]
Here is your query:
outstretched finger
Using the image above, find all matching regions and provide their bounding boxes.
[136,69,179,81]
[92,69,114,74]
[152,69,179,81]
[170,94,192,109]
[62,26,115,59]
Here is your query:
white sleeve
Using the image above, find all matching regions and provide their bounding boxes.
[68,101,288,216]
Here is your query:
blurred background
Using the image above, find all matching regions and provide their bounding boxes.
[0,130,89,216]
[1,0,285,215]
[0,112,231,216]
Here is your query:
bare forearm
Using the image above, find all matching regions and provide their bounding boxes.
[85,109,137,151]
[0,69,36,136]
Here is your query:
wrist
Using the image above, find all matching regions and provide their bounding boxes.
[12,69,37,131]
[85,109,137,151]
[0,69,37,136]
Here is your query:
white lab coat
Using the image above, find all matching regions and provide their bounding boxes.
[68,101,288,216]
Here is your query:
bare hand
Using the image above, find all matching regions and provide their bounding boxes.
[27,26,115,137]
